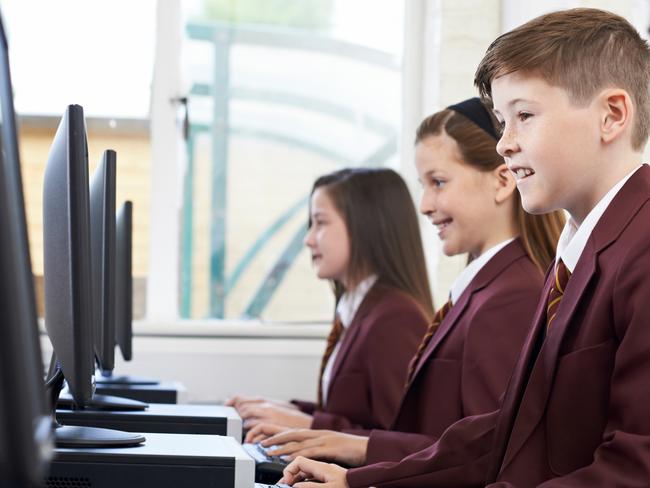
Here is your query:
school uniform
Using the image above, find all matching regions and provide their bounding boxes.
[292,279,429,431]
[346,164,650,487]
[362,238,543,465]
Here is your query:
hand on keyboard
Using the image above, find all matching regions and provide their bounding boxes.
[243,442,290,466]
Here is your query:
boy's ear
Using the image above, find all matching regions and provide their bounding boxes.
[600,89,633,144]
[493,163,516,204]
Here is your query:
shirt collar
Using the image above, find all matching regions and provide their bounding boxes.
[336,274,378,328]
[557,164,643,273]
[450,238,515,304]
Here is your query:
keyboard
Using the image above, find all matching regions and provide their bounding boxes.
[243,442,289,482]
[255,485,291,488]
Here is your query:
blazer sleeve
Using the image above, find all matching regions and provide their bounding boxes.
[346,410,499,487]
[290,399,317,415]
[311,299,427,431]
[488,246,650,488]
[366,430,441,463]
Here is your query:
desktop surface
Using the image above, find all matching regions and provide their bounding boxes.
[48,432,254,488]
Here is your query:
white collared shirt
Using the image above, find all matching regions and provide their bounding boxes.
[449,238,515,305]
[556,165,643,273]
[321,274,378,406]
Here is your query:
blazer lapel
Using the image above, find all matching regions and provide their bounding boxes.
[499,251,596,471]
[407,240,528,391]
[399,240,528,427]
[407,291,470,387]
[326,285,380,397]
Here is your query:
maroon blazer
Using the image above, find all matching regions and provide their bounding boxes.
[363,239,543,465]
[293,282,429,431]
[347,165,650,487]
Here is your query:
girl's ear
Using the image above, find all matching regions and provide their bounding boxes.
[493,163,516,204]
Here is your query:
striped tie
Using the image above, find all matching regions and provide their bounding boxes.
[547,259,571,330]
[317,315,344,407]
[405,298,453,388]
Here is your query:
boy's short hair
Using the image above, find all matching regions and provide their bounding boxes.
[475,8,650,150]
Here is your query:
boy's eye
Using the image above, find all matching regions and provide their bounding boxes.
[518,111,532,121]
[432,178,446,188]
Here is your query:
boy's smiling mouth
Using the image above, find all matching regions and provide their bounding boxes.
[510,165,535,181]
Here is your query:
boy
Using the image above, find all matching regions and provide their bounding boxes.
[279,8,650,487]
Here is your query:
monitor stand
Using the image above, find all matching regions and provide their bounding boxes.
[96,371,159,386]
[55,424,145,448]
[57,392,148,411]
[47,368,145,449]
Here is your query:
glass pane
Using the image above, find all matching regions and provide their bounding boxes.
[181,0,404,320]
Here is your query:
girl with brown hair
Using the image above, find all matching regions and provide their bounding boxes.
[228,167,434,435]
[251,98,565,478]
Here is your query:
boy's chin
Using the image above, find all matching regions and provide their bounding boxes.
[520,196,554,215]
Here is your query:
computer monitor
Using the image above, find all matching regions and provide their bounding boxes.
[89,149,117,375]
[116,201,132,362]
[43,104,145,447]
[96,200,159,386]
[0,8,53,486]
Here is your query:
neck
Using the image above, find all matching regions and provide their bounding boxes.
[569,151,641,226]
[472,211,519,259]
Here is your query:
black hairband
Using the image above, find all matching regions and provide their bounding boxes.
[447,97,498,140]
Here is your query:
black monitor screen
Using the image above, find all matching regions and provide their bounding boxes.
[43,104,95,407]
[115,200,133,361]
[90,149,117,373]
[0,9,53,486]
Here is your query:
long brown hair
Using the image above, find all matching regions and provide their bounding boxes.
[415,104,564,274]
[310,168,434,319]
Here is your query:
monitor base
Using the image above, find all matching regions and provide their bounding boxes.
[57,392,148,411]
[97,373,159,386]
[55,424,144,448]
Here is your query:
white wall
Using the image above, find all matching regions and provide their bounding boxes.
[42,322,328,403]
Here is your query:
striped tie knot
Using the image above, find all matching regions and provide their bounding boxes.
[404,298,453,388]
[547,259,571,330]
[317,315,344,407]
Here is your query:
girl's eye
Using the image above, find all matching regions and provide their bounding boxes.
[433,178,446,188]
[518,112,532,122]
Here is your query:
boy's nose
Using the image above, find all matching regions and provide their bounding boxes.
[496,127,518,157]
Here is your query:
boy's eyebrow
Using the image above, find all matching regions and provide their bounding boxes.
[494,98,536,113]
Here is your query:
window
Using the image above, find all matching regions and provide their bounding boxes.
[180,0,405,320]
